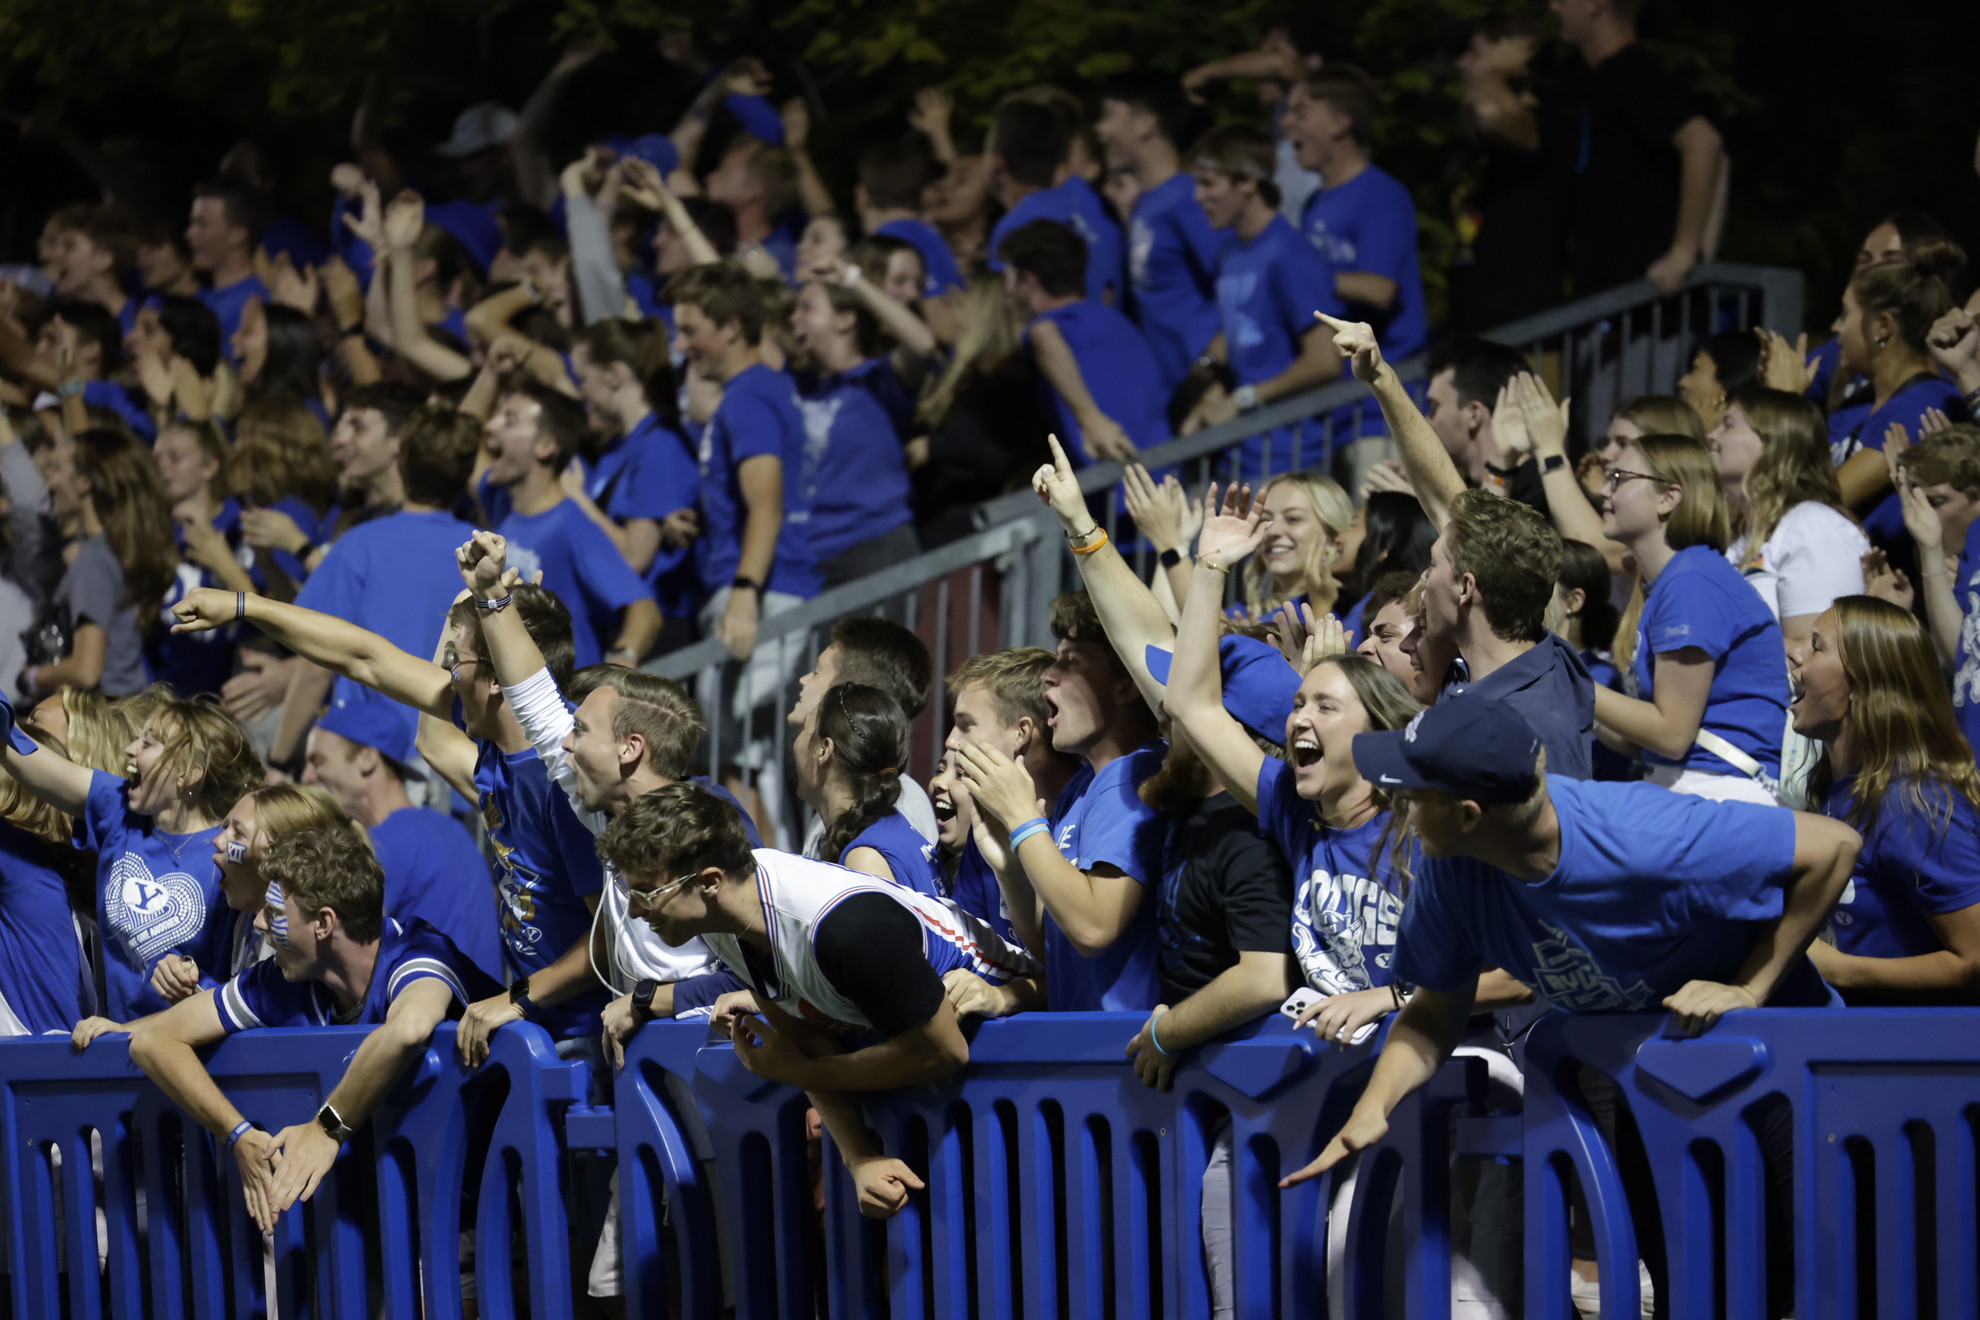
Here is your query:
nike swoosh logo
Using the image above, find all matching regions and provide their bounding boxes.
[1378,774,1402,785]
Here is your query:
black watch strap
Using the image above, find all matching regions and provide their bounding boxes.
[631,978,660,1019]
[1541,453,1568,474]
[509,979,538,1020]
[731,575,763,595]
[1158,548,1183,569]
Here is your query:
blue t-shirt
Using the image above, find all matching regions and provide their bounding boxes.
[1126,174,1226,391]
[479,492,650,669]
[696,363,820,599]
[1634,545,1790,776]
[1044,745,1169,1011]
[949,837,1020,947]
[83,769,229,1022]
[1298,165,1428,359]
[82,380,155,442]
[1030,301,1171,465]
[989,180,1126,305]
[1395,776,1835,1011]
[840,810,948,902]
[1831,374,1967,544]
[1256,758,1406,994]
[0,823,90,1034]
[296,509,478,741]
[795,362,915,563]
[471,737,610,1038]
[875,218,964,297]
[370,806,504,983]
[1824,777,1980,962]
[586,414,702,620]
[1446,634,1596,781]
[198,273,271,367]
[1215,215,1345,481]
[1948,516,1980,752]
[216,918,492,1031]
[150,501,251,697]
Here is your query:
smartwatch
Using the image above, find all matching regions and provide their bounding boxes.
[316,1102,355,1145]
[632,978,661,1020]
[1159,548,1183,569]
[1541,453,1568,475]
[509,979,538,1021]
[731,575,764,596]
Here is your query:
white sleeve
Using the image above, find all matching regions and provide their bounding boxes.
[1770,505,1869,622]
[501,666,580,787]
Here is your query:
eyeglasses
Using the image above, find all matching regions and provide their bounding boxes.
[1602,468,1663,492]
[444,648,482,684]
[624,871,696,909]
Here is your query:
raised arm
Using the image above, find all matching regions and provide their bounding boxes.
[1031,436,1174,711]
[780,99,839,222]
[1318,313,1464,528]
[564,155,631,325]
[171,588,454,718]
[1647,117,1725,296]
[0,694,96,817]
[1893,451,1963,670]
[1517,373,1629,572]
[383,193,473,381]
[513,42,603,209]
[1168,484,1272,815]
[621,160,722,268]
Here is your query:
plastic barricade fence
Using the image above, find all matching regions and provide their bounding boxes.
[1521,1009,1980,1320]
[603,1012,1511,1320]
[0,1022,585,1320]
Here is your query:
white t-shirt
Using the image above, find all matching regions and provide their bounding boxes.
[1727,502,1868,624]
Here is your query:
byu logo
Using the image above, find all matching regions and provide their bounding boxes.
[107,854,206,969]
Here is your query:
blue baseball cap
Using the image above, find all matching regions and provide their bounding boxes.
[1351,697,1541,803]
[620,132,681,179]
[724,93,786,146]
[1144,635,1301,744]
[316,687,418,773]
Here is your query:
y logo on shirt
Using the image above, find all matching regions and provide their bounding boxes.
[1215,271,1265,354]
[107,854,207,969]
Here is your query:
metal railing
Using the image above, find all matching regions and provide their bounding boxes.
[650,263,1804,845]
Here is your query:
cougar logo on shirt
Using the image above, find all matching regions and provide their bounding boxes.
[106,854,207,969]
[1292,866,1401,997]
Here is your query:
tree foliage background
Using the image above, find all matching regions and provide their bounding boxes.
[0,0,1974,330]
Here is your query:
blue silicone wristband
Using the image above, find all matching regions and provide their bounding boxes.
[226,1120,253,1151]
[1008,817,1051,848]
[1150,1014,1173,1058]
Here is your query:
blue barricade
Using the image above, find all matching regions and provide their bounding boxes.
[605,1012,1512,1320]
[1521,1009,1980,1320]
[0,1022,585,1320]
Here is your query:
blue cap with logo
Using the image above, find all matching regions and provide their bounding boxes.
[316,685,418,773]
[1144,635,1301,744]
[1351,696,1542,803]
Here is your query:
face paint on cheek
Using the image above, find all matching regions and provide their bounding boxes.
[265,882,289,946]
[227,840,248,864]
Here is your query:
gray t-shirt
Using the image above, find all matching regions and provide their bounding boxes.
[56,535,145,697]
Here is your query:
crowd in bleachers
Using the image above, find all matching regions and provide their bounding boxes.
[3,0,1980,1314]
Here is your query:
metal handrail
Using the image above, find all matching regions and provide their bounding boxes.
[648,261,1805,686]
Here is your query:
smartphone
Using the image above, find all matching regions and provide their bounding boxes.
[1279,987,1322,1022]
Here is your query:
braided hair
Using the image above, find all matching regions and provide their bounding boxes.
[817,683,911,863]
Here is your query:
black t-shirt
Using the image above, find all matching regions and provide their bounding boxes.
[1567,43,1697,295]
[814,893,948,1038]
[1450,107,1571,331]
[1155,798,1296,1003]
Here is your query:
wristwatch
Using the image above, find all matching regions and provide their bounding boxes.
[631,978,660,1020]
[1541,453,1568,475]
[1231,383,1261,412]
[316,1102,354,1145]
[731,575,763,596]
[1159,548,1183,569]
[509,979,538,1020]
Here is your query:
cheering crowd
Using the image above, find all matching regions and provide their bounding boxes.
[2,0,1980,1314]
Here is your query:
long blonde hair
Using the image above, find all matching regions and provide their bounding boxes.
[1813,596,1980,840]
[0,687,143,843]
[1242,470,1353,617]
[917,276,1022,430]
[1736,388,1852,560]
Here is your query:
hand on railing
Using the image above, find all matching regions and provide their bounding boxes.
[1195,481,1267,573]
[265,1118,342,1226]
[1661,979,1757,1036]
[1126,1006,1179,1091]
[944,968,1020,1020]
[69,1015,129,1051]
[234,1127,283,1233]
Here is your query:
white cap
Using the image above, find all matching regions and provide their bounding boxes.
[435,103,519,158]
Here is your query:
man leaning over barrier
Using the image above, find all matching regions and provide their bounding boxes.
[1283,696,1860,1188]
[128,824,496,1232]
[597,781,1039,1218]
